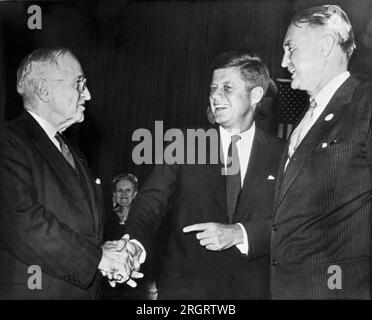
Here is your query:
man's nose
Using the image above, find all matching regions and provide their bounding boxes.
[211,88,223,101]
[81,86,91,101]
[281,52,289,68]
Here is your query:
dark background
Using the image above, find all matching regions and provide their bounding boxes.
[1,0,372,207]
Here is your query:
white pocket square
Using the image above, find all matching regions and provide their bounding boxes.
[267,175,275,180]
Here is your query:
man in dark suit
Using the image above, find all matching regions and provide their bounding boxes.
[271,5,372,299]
[119,52,285,299]
[0,47,136,299]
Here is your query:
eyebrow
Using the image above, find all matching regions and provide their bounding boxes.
[74,75,85,81]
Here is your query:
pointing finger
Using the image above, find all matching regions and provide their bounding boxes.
[183,223,210,233]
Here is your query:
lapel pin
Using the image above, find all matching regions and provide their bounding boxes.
[267,175,275,180]
[321,142,328,149]
[325,114,334,121]
[95,178,101,184]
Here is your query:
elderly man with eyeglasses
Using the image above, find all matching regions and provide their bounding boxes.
[0,47,142,299]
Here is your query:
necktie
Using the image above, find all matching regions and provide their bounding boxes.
[225,135,241,224]
[287,98,318,160]
[55,132,76,170]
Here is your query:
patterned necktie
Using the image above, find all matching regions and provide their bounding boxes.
[55,132,76,170]
[287,98,318,160]
[225,135,241,224]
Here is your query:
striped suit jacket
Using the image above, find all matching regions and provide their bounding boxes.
[271,75,372,299]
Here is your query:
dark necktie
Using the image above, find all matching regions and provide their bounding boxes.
[225,135,241,224]
[55,132,76,170]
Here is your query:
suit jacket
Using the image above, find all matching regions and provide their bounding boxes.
[126,125,285,299]
[0,111,104,299]
[271,75,372,299]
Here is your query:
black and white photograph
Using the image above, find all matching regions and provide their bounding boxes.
[1,0,372,307]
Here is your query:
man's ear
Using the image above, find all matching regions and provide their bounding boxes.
[320,33,336,58]
[35,79,49,103]
[249,86,264,108]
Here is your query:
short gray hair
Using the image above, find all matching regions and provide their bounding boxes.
[290,5,356,60]
[16,47,72,100]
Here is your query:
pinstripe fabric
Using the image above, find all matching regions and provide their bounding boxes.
[225,135,241,224]
[271,76,372,299]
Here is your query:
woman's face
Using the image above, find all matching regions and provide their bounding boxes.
[113,179,137,207]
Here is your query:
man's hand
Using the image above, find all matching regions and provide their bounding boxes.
[98,243,133,283]
[121,234,144,271]
[183,222,243,251]
[100,237,144,288]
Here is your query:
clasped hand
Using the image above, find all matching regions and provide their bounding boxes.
[99,234,144,288]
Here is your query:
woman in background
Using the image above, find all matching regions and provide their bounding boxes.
[105,173,138,240]
[103,173,158,299]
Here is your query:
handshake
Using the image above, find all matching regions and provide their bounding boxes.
[98,234,145,288]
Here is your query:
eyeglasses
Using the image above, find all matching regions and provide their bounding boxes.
[74,77,87,93]
[48,77,88,93]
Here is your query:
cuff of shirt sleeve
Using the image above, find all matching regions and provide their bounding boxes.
[236,223,249,255]
[130,239,146,263]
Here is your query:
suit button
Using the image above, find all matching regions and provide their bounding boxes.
[228,276,234,281]
[272,259,278,266]
[272,224,279,231]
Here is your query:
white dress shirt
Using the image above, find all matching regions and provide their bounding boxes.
[219,123,256,255]
[219,124,255,186]
[312,71,350,117]
[285,71,350,169]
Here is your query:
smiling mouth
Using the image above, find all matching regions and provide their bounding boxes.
[288,67,296,77]
[213,105,228,111]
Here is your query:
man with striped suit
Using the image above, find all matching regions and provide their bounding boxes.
[271,5,372,299]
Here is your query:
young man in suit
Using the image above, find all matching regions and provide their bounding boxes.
[272,5,372,299]
[0,47,137,299]
[118,52,285,299]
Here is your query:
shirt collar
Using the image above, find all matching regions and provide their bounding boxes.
[219,123,256,146]
[27,109,59,141]
[312,71,350,108]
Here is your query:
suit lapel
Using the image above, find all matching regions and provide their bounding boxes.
[274,76,359,213]
[210,126,229,222]
[68,143,102,229]
[273,143,288,207]
[20,112,94,217]
[234,127,267,222]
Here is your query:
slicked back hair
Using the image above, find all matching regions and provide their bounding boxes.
[211,51,270,97]
[290,5,355,60]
